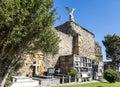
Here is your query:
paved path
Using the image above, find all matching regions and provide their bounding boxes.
[38,80,99,87]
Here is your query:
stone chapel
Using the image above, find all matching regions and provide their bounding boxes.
[17,7,103,81]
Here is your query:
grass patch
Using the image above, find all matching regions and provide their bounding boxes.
[53,82,120,87]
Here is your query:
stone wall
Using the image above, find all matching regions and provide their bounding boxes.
[95,42,103,61]
[72,24,95,59]
[17,51,45,76]
[56,21,95,59]
[59,55,73,74]
[55,30,73,56]
[94,42,104,76]
[17,30,73,76]
[43,30,73,69]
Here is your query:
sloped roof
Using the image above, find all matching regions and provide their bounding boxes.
[55,21,95,37]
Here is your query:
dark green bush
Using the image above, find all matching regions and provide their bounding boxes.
[104,69,118,83]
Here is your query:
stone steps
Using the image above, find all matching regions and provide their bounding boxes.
[10,76,39,87]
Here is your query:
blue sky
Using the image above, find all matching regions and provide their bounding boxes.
[53,0,120,61]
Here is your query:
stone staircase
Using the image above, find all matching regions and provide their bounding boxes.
[10,76,39,87]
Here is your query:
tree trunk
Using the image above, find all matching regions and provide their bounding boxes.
[117,63,119,72]
[0,68,11,87]
[0,56,21,87]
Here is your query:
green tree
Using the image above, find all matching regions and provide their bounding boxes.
[102,34,120,71]
[0,0,59,87]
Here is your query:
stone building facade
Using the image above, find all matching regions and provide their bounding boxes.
[17,21,103,80]
[17,12,103,81]
[54,21,103,80]
[55,21,95,58]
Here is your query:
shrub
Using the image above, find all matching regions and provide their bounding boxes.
[104,69,118,83]
[68,69,79,78]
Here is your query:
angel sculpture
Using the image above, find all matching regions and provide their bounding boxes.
[65,6,75,21]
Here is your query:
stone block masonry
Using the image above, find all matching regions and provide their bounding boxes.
[56,21,95,59]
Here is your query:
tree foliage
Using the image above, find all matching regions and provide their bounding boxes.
[104,69,118,83]
[0,0,59,86]
[102,34,120,70]
[68,69,79,78]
